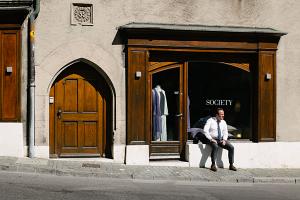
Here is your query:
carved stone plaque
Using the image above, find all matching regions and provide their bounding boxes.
[71,3,93,26]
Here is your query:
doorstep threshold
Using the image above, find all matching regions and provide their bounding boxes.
[149,159,189,167]
[51,157,114,163]
[150,155,180,160]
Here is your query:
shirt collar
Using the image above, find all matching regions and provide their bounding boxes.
[212,117,222,123]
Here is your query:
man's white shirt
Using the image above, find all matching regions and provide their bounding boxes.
[203,117,229,141]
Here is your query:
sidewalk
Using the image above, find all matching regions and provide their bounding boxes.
[0,156,300,184]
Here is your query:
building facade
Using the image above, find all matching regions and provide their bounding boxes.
[1,0,300,168]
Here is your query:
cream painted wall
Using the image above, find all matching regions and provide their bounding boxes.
[0,123,24,157]
[187,142,300,168]
[20,18,29,145]
[33,0,300,158]
[254,1,300,141]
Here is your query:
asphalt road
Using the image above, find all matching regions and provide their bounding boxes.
[0,171,299,200]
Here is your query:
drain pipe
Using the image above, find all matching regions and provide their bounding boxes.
[28,0,40,158]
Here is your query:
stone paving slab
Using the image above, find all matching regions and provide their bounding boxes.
[0,156,300,184]
[253,177,297,184]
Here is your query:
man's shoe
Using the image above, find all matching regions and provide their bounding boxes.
[229,165,237,171]
[210,164,217,172]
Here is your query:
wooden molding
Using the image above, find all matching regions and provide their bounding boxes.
[221,62,250,72]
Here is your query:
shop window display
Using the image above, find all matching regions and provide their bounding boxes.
[188,62,252,140]
[151,68,180,141]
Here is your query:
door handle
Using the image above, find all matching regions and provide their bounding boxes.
[57,109,62,119]
[175,113,183,117]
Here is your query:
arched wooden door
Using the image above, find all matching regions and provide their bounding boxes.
[49,63,110,158]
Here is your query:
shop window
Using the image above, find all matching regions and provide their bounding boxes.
[188,62,251,139]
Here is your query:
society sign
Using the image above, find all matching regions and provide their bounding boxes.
[205,99,233,106]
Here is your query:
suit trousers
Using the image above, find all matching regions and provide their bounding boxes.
[209,140,234,165]
[196,133,234,165]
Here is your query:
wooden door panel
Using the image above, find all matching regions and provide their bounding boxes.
[62,122,78,148]
[83,122,97,147]
[1,31,19,120]
[83,81,97,112]
[127,50,147,143]
[258,52,275,141]
[64,79,78,112]
[62,113,98,121]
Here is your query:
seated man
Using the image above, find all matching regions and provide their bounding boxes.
[202,108,237,172]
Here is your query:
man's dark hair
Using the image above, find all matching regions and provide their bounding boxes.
[215,108,224,115]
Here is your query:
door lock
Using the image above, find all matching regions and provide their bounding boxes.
[57,109,62,119]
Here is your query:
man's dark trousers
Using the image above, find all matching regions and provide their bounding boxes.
[210,140,234,165]
[196,133,234,165]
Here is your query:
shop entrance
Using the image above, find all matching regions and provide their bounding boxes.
[149,62,184,158]
[49,62,112,158]
[147,59,252,158]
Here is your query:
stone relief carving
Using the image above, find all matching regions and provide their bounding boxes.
[71,3,93,25]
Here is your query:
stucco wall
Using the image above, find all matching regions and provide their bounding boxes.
[20,18,29,145]
[254,1,300,141]
[34,0,300,157]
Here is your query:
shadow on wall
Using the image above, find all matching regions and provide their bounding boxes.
[197,144,224,168]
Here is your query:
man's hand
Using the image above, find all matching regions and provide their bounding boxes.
[221,140,226,145]
[211,139,217,144]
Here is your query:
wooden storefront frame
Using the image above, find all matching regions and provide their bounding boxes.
[122,23,286,159]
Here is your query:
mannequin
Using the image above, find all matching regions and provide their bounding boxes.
[152,85,168,141]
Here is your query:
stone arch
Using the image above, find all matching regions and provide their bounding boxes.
[48,58,116,121]
[34,41,125,159]
[38,40,121,96]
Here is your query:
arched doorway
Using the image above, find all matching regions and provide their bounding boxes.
[49,62,113,158]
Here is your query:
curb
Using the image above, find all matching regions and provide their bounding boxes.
[0,157,300,184]
[0,163,299,184]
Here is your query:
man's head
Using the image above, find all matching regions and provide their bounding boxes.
[215,108,224,121]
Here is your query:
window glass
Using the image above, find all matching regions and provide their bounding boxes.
[188,62,252,139]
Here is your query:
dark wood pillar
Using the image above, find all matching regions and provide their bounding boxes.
[127,48,148,144]
[257,49,277,141]
[0,30,20,121]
